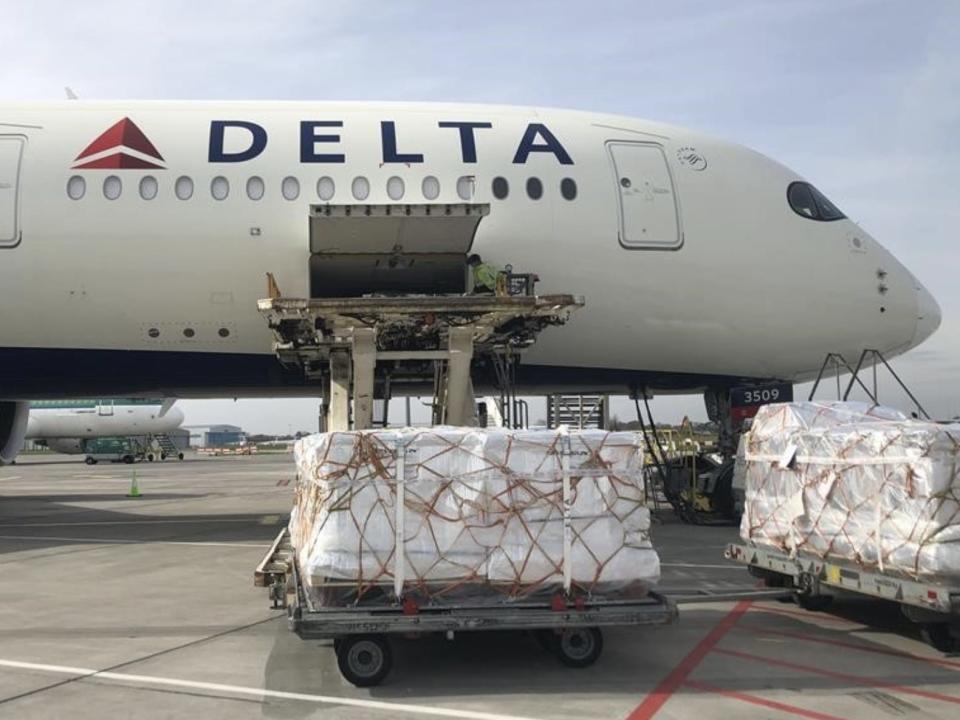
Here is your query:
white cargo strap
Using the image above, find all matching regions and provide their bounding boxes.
[393,434,406,599]
[875,500,884,573]
[560,428,572,594]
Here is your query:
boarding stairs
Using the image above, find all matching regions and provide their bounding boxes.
[152,434,184,460]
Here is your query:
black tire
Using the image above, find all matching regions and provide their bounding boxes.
[711,460,736,519]
[920,624,957,653]
[336,634,392,687]
[555,627,603,668]
[795,593,833,612]
[178,452,184,460]
[85,457,96,465]
[147,454,154,462]
[122,455,134,464]
[161,453,167,460]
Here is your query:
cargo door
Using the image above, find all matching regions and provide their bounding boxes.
[608,142,681,249]
[0,136,24,248]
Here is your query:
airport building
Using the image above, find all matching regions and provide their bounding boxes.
[185,424,246,448]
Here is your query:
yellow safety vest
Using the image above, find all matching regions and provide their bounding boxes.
[473,263,498,291]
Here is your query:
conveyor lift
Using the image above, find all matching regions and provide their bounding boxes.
[258,203,583,431]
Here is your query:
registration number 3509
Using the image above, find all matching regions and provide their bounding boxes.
[742,388,781,403]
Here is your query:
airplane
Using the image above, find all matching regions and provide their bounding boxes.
[0,101,941,466]
[18,398,185,460]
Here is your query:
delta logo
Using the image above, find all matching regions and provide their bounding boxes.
[73,117,165,169]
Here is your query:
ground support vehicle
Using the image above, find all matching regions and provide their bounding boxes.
[726,542,960,652]
[83,436,140,465]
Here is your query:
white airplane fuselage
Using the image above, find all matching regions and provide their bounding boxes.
[25,400,184,444]
[0,101,940,403]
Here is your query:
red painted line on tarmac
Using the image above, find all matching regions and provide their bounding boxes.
[715,647,960,706]
[625,600,752,720]
[684,680,845,720]
[746,604,859,625]
[737,623,960,671]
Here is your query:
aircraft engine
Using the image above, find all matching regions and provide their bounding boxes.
[0,401,29,464]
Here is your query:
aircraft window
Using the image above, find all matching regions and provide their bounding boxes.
[351,176,370,201]
[560,178,577,201]
[281,176,300,201]
[387,176,405,201]
[218,327,230,338]
[492,177,508,200]
[139,176,158,200]
[103,175,122,201]
[175,176,194,200]
[183,328,195,338]
[787,181,846,222]
[456,176,475,201]
[812,186,845,221]
[67,176,86,200]
[317,176,335,201]
[422,175,440,200]
[526,177,543,200]
[246,176,265,201]
[211,176,230,201]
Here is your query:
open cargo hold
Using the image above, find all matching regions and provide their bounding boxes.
[740,401,960,581]
[290,427,660,607]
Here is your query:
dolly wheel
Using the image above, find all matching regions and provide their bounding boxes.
[920,624,957,653]
[795,593,833,612]
[555,627,603,668]
[336,634,392,687]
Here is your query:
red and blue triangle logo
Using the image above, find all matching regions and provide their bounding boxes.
[73,117,165,169]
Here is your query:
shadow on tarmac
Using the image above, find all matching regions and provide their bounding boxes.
[257,598,960,718]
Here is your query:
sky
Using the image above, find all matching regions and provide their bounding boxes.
[2,1,958,432]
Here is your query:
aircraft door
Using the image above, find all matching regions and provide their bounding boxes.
[97,400,114,417]
[0,136,24,248]
[608,142,681,249]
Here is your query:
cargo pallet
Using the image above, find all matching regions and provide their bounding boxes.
[257,529,677,686]
[726,542,960,652]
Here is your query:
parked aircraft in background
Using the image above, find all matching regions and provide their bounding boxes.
[0,101,940,463]
[11,398,184,461]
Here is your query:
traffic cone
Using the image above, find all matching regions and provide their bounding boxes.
[127,467,142,498]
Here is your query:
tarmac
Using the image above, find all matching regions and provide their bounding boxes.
[1,452,959,719]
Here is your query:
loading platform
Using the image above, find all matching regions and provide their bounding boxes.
[258,202,582,430]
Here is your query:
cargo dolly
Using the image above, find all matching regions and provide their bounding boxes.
[726,542,960,652]
[256,528,677,686]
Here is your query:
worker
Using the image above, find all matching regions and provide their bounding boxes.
[467,254,498,294]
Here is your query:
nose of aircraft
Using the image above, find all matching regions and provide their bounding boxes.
[914,283,942,346]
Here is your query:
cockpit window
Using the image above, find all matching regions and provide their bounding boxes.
[787,181,846,221]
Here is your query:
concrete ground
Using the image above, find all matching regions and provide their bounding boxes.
[1,453,959,719]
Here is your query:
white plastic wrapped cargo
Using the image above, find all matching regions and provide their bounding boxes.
[290,427,659,605]
[740,401,960,580]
